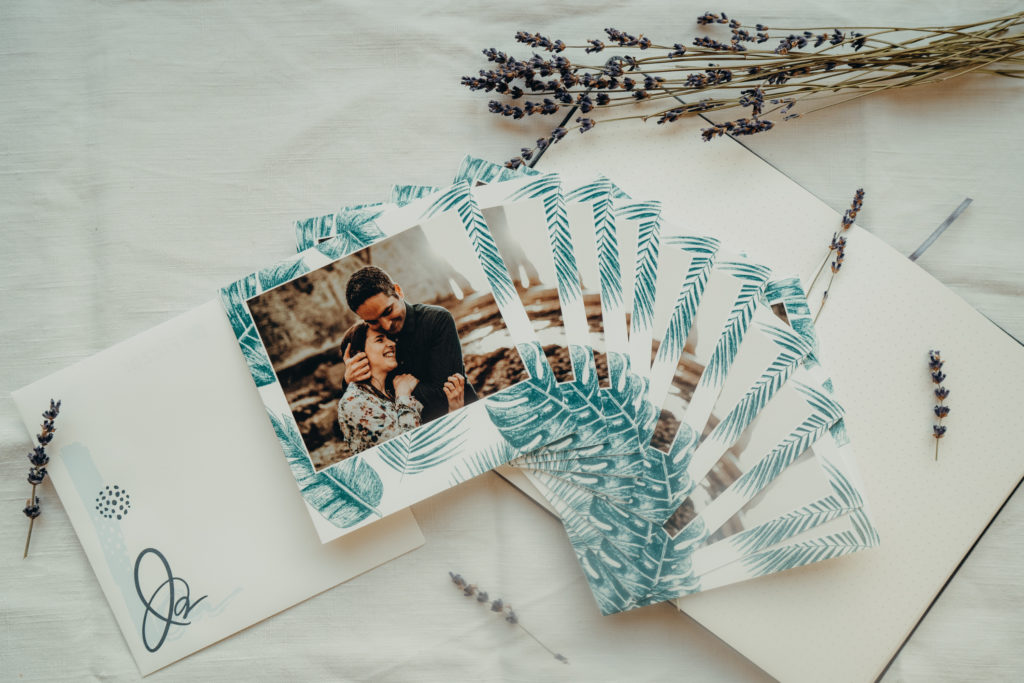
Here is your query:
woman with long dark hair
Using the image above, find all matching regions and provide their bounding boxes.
[336,322,424,454]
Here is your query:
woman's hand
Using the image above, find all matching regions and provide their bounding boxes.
[393,373,419,398]
[443,374,465,412]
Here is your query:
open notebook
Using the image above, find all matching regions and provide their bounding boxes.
[528,119,1024,682]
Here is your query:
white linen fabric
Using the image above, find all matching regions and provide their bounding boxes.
[2,1,1022,681]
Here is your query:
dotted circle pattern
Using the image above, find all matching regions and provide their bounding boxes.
[95,485,132,521]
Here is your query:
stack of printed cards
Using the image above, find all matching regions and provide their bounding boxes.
[228,155,878,614]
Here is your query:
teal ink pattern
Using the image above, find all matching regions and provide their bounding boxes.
[387,184,440,207]
[377,411,470,477]
[268,408,383,527]
[483,342,576,451]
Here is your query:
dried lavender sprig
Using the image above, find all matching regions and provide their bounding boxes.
[808,188,864,295]
[449,571,568,664]
[23,399,61,559]
[929,350,950,460]
[811,189,863,324]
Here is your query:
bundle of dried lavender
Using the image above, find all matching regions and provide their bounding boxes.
[23,399,61,558]
[449,571,568,664]
[462,12,1024,167]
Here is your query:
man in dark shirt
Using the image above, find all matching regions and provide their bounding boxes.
[342,265,478,423]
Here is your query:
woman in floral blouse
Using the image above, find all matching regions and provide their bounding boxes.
[336,323,421,455]
[336,322,464,455]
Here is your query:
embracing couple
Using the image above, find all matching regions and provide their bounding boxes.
[337,266,478,455]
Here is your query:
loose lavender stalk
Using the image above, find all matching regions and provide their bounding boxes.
[812,189,863,324]
[449,571,568,664]
[23,399,61,559]
[929,351,950,460]
[808,189,864,294]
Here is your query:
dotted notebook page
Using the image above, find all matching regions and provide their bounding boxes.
[541,118,1024,683]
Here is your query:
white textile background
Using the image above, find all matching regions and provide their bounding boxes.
[2,1,1022,681]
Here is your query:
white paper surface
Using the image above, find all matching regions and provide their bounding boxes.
[11,300,425,675]
[3,2,1023,680]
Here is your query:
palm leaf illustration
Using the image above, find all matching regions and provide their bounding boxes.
[829,417,851,447]
[636,527,702,604]
[508,174,580,305]
[332,203,388,246]
[484,341,573,450]
[376,410,470,477]
[425,184,521,310]
[849,508,881,546]
[447,441,517,485]
[583,537,659,613]
[533,469,596,518]
[586,495,657,550]
[763,277,811,315]
[267,409,383,527]
[764,275,822,363]
[529,467,633,513]
[295,212,335,251]
[258,253,312,291]
[219,277,276,387]
[530,468,636,505]
[631,435,696,524]
[485,380,572,451]
[454,155,539,184]
[724,499,850,556]
[221,274,259,338]
[424,181,473,217]
[576,547,639,615]
[463,201,518,308]
[315,234,360,260]
[739,533,872,577]
[520,453,643,478]
[300,204,388,256]
[763,276,855,450]
[702,261,772,388]
[656,238,719,361]
[600,394,644,453]
[708,323,814,444]
[319,458,386,527]
[731,383,844,498]
[795,381,845,420]
[562,344,606,443]
[558,503,607,551]
[618,201,661,330]
[568,177,623,307]
[511,440,605,465]
[421,182,519,308]
[387,184,439,207]
[604,353,652,428]
[821,457,863,508]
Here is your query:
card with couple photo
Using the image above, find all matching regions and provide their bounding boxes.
[223,180,581,540]
[273,156,878,609]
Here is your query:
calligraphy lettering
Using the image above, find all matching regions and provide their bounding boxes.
[133,547,208,653]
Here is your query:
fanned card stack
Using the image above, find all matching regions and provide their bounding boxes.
[225,155,878,615]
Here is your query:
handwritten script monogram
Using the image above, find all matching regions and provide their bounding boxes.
[133,548,208,652]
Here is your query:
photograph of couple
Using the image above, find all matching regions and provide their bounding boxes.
[247,225,529,469]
